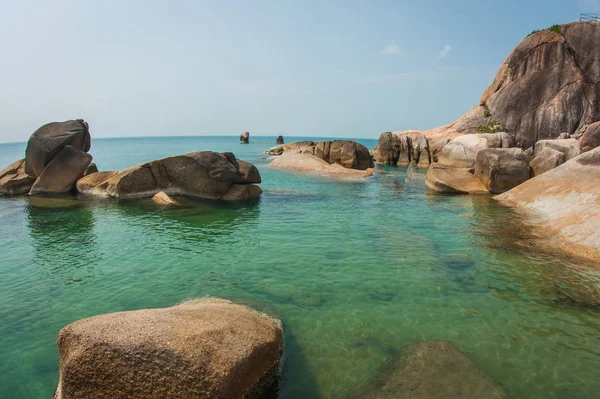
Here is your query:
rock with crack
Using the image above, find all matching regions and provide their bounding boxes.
[29,145,92,195]
[474,148,530,193]
[425,163,489,195]
[534,139,580,161]
[530,147,566,176]
[0,159,36,195]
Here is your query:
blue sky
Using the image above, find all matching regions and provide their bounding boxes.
[0,0,596,142]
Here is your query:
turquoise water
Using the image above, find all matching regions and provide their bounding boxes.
[1,136,600,398]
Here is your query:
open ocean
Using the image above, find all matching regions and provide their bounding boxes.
[1,136,600,398]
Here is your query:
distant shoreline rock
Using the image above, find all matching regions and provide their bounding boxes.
[240,131,250,144]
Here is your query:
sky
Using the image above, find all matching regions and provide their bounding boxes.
[0,0,597,142]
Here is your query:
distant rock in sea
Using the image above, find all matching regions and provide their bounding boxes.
[276,135,284,145]
[240,131,250,144]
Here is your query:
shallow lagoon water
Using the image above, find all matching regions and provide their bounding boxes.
[1,136,599,398]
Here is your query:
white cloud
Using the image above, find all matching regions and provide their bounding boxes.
[438,44,452,58]
[382,42,402,55]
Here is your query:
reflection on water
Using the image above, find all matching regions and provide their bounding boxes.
[1,136,600,399]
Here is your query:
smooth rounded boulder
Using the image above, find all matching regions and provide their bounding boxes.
[474,148,530,193]
[437,132,512,169]
[530,147,565,176]
[425,163,489,195]
[52,299,283,399]
[29,145,92,195]
[25,119,91,178]
[267,140,373,170]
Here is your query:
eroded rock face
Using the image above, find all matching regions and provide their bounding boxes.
[82,152,261,201]
[240,131,250,144]
[474,148,530,193]
[0,159,35,195]
[530,147,566,176]
[425,163,489,195]
[53,299,283,399]
[534,138,581,160]
[267,140,374,170]
[579,121,600,151]
[350,340,509,399]
[30,145,92,195]
[373,132,431,167]
[437,133,511,169]
[496,147,600,263]
[25,119,91,178]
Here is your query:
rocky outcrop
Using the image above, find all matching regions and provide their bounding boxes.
[351,340,509,399]
[474,148,530,193]
[25,119,91,178]
[240,131,250,144]
[534,139,580,160]
[530,147,565,176]
[52,298,283,399]
[267,140,374,170]
[0,159,35,195]
[373,131,431,167]
[496,146,600,263]
[437,133,512,169]
[579,121,600,151]
[276,135,284,145]
[270,153,374,182]
[425,163,488,195]
[79,152,262,201]
[29,145,92,195]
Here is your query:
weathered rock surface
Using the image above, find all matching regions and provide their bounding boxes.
[76,171,119,197]
[425,163,489,195]
[270,153,374,182]
[496,146,600,263]
[25,119,91,178]
[240,131,250,144]
[437,133,512,169]
[83,163,98,176]
[474,148,530,193]
[579,121,600,151]
[52,298,283,399]
[152,191,180,206]
[29,145,92,195]
[530,147,566,176]
[373,131,431,167]
[351,340,509,399]
[534,138,581,160]
[221,184,263,201]
[0,159,35,195]
[267,140,374,170]
[276,135,284,145]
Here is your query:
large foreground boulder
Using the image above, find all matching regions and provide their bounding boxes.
[530,147,566,176]
[496,146,600,263]
[78,152,262,201]
[474,148,530,193]
[351,340,509,399]
[25,119,91,178]
[52,299,283,399]
[437,132,512,168]
[29,145,92,195]
[425,163,488,195]
[0,159,35,195]
[267,140,374,170]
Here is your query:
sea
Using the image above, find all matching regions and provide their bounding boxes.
[0,135,599,398]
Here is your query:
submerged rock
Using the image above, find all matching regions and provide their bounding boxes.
[52,298,283,399]
[240,131,250,144]
[0,159,35,195]
[496,146,600,263]
[474,148,530,193]
[25,119,91,178]
[269,153,373,182]
[29,145,92,195]
[152,191,180,206]
[351,340,509,399]
[425,163,488,195]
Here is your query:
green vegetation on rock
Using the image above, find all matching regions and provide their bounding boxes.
[476,120,505,133]
[527,23,562,38]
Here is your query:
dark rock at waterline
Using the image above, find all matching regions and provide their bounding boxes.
[83,163,98,176]
[52,299,283,399]
[79,151,262,201]
[276,135,284,145]
[30,145,92,195]
[240,131,250,144]
[350,340,509,399]
[0,159,35,195]
[25,119,91,178]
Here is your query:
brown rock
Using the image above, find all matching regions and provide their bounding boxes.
[270,153,373,182]
[534,139,580,160]
[151,191,180,206]
[425,163,489,195]
[496,146,600,263]
[530,147,566,176]
[0,159,35,195]
[267,140,373,170]
[53,298,283,399]
[240,131,250,144]
[25,119,91,177]
[266,141,315,155]
[221,184,263,201]
[437,133,510,169]
[351,341,509,399]
[374,132,402,165]
[474,148,530,193]
[580,121,600,150]
[83,163,98,176]
[276,135,284,145]
[29,145,92,195]
[237,160,262,184]
[76,171,119,197]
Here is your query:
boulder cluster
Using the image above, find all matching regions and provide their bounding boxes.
[267,139,374,170]
[0,120,263,202]
[373,131,432,168]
